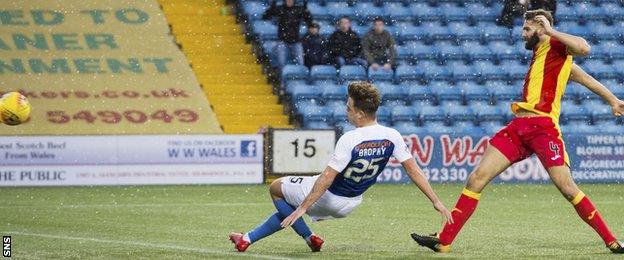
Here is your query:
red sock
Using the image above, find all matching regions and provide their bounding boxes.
[572,191,617,245]
[438,188,481,246]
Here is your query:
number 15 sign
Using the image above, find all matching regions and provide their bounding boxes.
[268,129,337,175]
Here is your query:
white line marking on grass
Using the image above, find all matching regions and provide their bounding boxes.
[0,202,267,209]
[10,231,291,260]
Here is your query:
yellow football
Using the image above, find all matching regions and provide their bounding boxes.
[0,92,31,125]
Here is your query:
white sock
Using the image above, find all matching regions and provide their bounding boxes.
[305,234,313,243]
[242,233,251,243]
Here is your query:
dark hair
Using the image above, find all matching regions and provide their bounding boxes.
[373,17,384,23]
[524,9,554,26]
[338,16,350,23]
[309,22,320,29]
[348,81,380,116]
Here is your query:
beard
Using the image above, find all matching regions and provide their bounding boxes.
[524,33,540,50]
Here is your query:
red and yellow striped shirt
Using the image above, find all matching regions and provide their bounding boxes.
[511,37,573,123]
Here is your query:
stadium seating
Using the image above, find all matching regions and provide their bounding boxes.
[238,0,624,134]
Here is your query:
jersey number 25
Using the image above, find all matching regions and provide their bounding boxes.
[343,157,384,182]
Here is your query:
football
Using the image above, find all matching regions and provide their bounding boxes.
[0,92,31,125]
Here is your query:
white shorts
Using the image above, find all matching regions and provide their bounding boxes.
[280,175,362,222]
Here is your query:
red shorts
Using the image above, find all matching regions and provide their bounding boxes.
[489,116,569,169]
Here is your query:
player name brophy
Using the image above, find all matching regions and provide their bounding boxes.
[355,140,392,156]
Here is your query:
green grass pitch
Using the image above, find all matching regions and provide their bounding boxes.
[1,183,623,259]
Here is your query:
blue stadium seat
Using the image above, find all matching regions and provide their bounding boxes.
[573,83,602,103]
[397,24,426,42]
[445,105,475,126]
[500,60,528,81]
[461,41,494,62]
[252,20,278,41]
[337,121,356,133]
[560,124,595,134]
[376,106,392,124]
[449,61,477,81]
[489,41,523,61]
[473,61,506,82]
[418,105,446,125]
[410,3,442,23]
[431,82,463,106]
[576,3,606,22]
[592,22,622,41]
[607,82,624,100]
[459,81,490,103]
[441,4,470,23]
[561,84,579,102]
[471,104,506,125]
[487,81,521,102]
[305,121,333,129]
[354,3,384,23]
[560,23,592,39]
[327,3,353,19]
[599,125,624,134]
[368,67,395,82]
[557,3,579,22]
[395,65,423,82]
[332,105,347,123]
[378,83,407,102]
[406,41,438,61]
[285,80,308,95]
[310,65,338,81]
[385,3,412,22]
[339,65,367,82]
[603,3,624,21]
[449,22,481,41]
[299,104,332,123]
[291,85,321,101]
[422,63,452,82]
[322,84,347,103]
[308,3,330,21]
[584,100,614,125]
[561,102,591,125]
[242,1,269,20]
[392,106,417,124]
[599,41,624,60]
[423,23,455,42]
[395,124,429,136]
[467,3,498,21]
[438,42,465,61]
[407,85,435,105]
[614,60,624,79]
[477,23,511,42]
[281,65,309,82]
[583,60,617,79]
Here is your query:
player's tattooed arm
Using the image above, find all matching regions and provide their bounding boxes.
[402,159,453,224]
[280,167,339,228]
[534,15,591,56]
[570,64,624,116]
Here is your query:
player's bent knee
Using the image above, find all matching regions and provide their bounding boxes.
[269,178,284,199]
[466,170,487,192]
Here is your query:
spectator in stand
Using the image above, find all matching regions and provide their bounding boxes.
[328,17,367,68]
[498,0,529,28]
[530,0,557,21]
[302,22,328,68]
[262,0,312,68]
[499,0,557,28]
[362,17,397,71]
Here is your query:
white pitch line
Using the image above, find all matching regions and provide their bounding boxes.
[9,231,291,260]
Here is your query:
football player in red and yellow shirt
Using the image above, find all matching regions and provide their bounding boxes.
[412,9,624,254]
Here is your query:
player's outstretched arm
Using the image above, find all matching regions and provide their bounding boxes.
[534,15,591,56]
[402,159,453,223]
[570,63,624,116]
[280,167,339,228]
